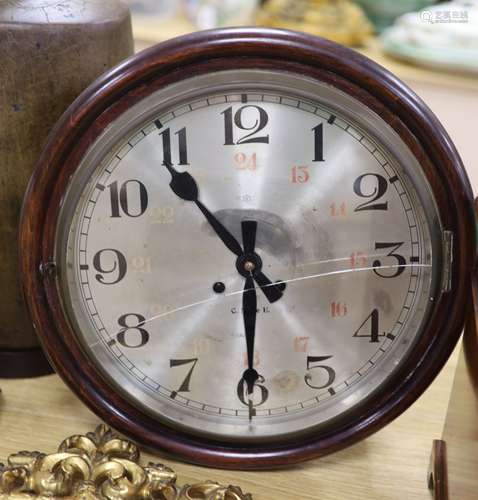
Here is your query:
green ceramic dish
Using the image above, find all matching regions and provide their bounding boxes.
[355,0,436,31]
[381,29,478,74]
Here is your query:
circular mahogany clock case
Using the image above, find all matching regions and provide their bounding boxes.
[20,28,475,469]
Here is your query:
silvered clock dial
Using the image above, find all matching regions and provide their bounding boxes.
[21,29,475,469]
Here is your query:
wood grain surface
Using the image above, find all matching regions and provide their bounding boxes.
[0,348,458,499]
[442,347,478,500]
[0,0,133,349]
[0,0,134,378]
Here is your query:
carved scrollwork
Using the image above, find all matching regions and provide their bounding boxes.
[0,425,252,499]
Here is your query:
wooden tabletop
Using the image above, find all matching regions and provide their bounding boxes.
[0,347,458,499]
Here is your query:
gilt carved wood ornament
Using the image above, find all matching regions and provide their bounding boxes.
[0,425,252,499]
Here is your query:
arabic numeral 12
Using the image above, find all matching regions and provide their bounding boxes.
[221,105,269,145]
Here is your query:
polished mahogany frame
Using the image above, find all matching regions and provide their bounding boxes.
[20,28,475,469]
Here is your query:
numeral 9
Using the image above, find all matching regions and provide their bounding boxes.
[93,249,127,285]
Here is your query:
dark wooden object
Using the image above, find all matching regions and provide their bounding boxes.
[428,440,449,500]
[464,199,478,392]
[429,200,478,500]
[19,28,476,468]
[0,0,134,378]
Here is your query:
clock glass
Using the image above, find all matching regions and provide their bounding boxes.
[55,69,443,442]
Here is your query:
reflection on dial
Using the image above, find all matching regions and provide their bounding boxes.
[59,71,439,441]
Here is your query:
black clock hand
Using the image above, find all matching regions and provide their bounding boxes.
[253,272,283,304]
[242,274,259,396]
[164,161,243,256]
[242,219,257,255]
[241,221,259,421]
[240,219,282,303]
[163,162,283,303]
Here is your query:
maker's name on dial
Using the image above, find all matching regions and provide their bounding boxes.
[231,306,271,314]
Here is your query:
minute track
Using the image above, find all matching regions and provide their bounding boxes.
[64,81,435,439]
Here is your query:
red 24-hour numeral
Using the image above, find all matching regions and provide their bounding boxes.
[330,302,348,318]
[243,351,260,367]
[234,152,257,170]
[330,202,347,217]
[294,336,310,353]
[350,252,368,269]
[291,166,310,184]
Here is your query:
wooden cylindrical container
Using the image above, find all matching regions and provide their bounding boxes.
[0,0,134,378]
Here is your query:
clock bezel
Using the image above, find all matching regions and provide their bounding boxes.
[20,28,475,469]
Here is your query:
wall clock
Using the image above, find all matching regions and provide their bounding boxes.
[20,28,475,469]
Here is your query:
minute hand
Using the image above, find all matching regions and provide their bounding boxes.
[164,161,242,255]
[163,162,283,302]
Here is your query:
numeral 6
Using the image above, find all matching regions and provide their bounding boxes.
[237,375,269,406]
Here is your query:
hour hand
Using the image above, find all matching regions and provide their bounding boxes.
[163,162,199,202]
[162,161,243,257]
[254,272,283,303]
[241,220,283,303]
